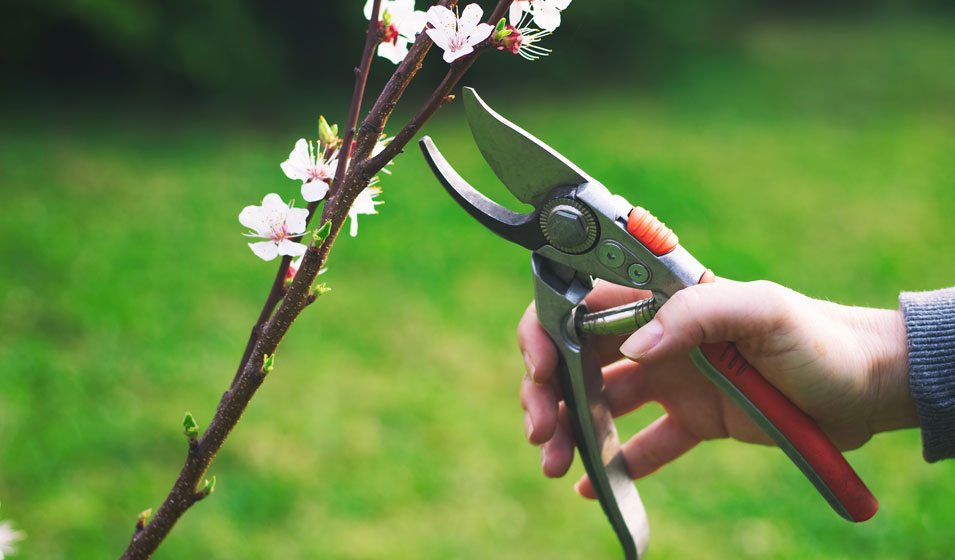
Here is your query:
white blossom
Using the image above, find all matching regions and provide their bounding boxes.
[349,186,383,237]
[280,138,337,203]
[372,135,395,174]
[365,0,428,64]
[509,0,571,32]
[425,4,493,63]
[0,520,25,560]
[239,193,310,261]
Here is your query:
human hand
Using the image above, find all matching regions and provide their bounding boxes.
[517,279,917,498]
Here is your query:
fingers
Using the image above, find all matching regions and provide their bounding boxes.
[575,414,701,500]
[601,359,655,418]
[517,302,559,385]
[521,374,558,445]
[541,404,575,478]
[619,280,797,363]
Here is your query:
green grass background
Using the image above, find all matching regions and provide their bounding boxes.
[2,18,955,559]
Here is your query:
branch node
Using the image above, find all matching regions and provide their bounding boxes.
[135,508,154,533]
[194,476,216,502]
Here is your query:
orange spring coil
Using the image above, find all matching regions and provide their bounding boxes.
[627,206,679,256]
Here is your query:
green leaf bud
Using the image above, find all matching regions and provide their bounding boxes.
[183,412,200,443]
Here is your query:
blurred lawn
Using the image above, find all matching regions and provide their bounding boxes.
[2,17,955,560]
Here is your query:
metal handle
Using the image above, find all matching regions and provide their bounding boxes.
[532,255,649,559]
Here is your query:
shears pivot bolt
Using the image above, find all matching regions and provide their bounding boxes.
[540,198,599,254]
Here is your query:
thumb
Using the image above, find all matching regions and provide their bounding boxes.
[619,280,796,363]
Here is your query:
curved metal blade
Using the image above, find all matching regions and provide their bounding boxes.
[463,87,590,207]
[419,136,545,250]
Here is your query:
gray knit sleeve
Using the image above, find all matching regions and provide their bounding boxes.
[899,287,955,462]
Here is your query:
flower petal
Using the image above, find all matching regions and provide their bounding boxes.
[238,204,264,233]
[363,0,379,20]
[459,3,484,33]
[260,193,286,212]
[553,0,572,11]
[282,139,313,181]
[508,2,524,25]
[426,27,450,51]
[532,3,561,31]
[444,43,473,62]
[389,0,414,19]
[249,241,280,261]
[377,38,409,64]
[398,10,428,37]
[352,187,382,215]
[277,239,308,257]
[467,23,493,46]
[285,206,310,234]
[302,179,330,202]
[427,5,456,31]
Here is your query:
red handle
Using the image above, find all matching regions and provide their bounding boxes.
[695,269,877,521]
[625,206,877,521]
[698,341,878,521]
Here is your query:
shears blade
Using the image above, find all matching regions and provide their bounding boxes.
[463,87,590,208]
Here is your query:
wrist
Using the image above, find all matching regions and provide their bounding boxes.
[855,307,918,434]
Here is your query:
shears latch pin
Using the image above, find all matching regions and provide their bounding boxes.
[576,297,659,337]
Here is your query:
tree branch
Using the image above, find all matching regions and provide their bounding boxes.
[119,3,384,558]
[121,1,517,557]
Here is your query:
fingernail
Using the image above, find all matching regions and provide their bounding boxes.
[574,477,585,495]
[620,319,664,360]
[522,350,539,384]
[524,410,535,440]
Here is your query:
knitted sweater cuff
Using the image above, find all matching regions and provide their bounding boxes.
[900,287,955,462]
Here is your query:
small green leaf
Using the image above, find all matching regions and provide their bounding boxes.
[496,17,507,32]
[313,221,332,245]
[198,475,216,498]
[262,353,275,374]
[183,412,199,443]
[306,282,331,305]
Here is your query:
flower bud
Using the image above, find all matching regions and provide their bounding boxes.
[378,10,401,44]
[318,116,339,148]
[493,22,523,54]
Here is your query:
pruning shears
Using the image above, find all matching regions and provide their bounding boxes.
[419,88,877,559]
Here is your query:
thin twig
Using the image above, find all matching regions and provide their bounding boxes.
[230,256,289,389]
[325,0,387,208]
[352,0,457,163]
[362,0,512,175]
